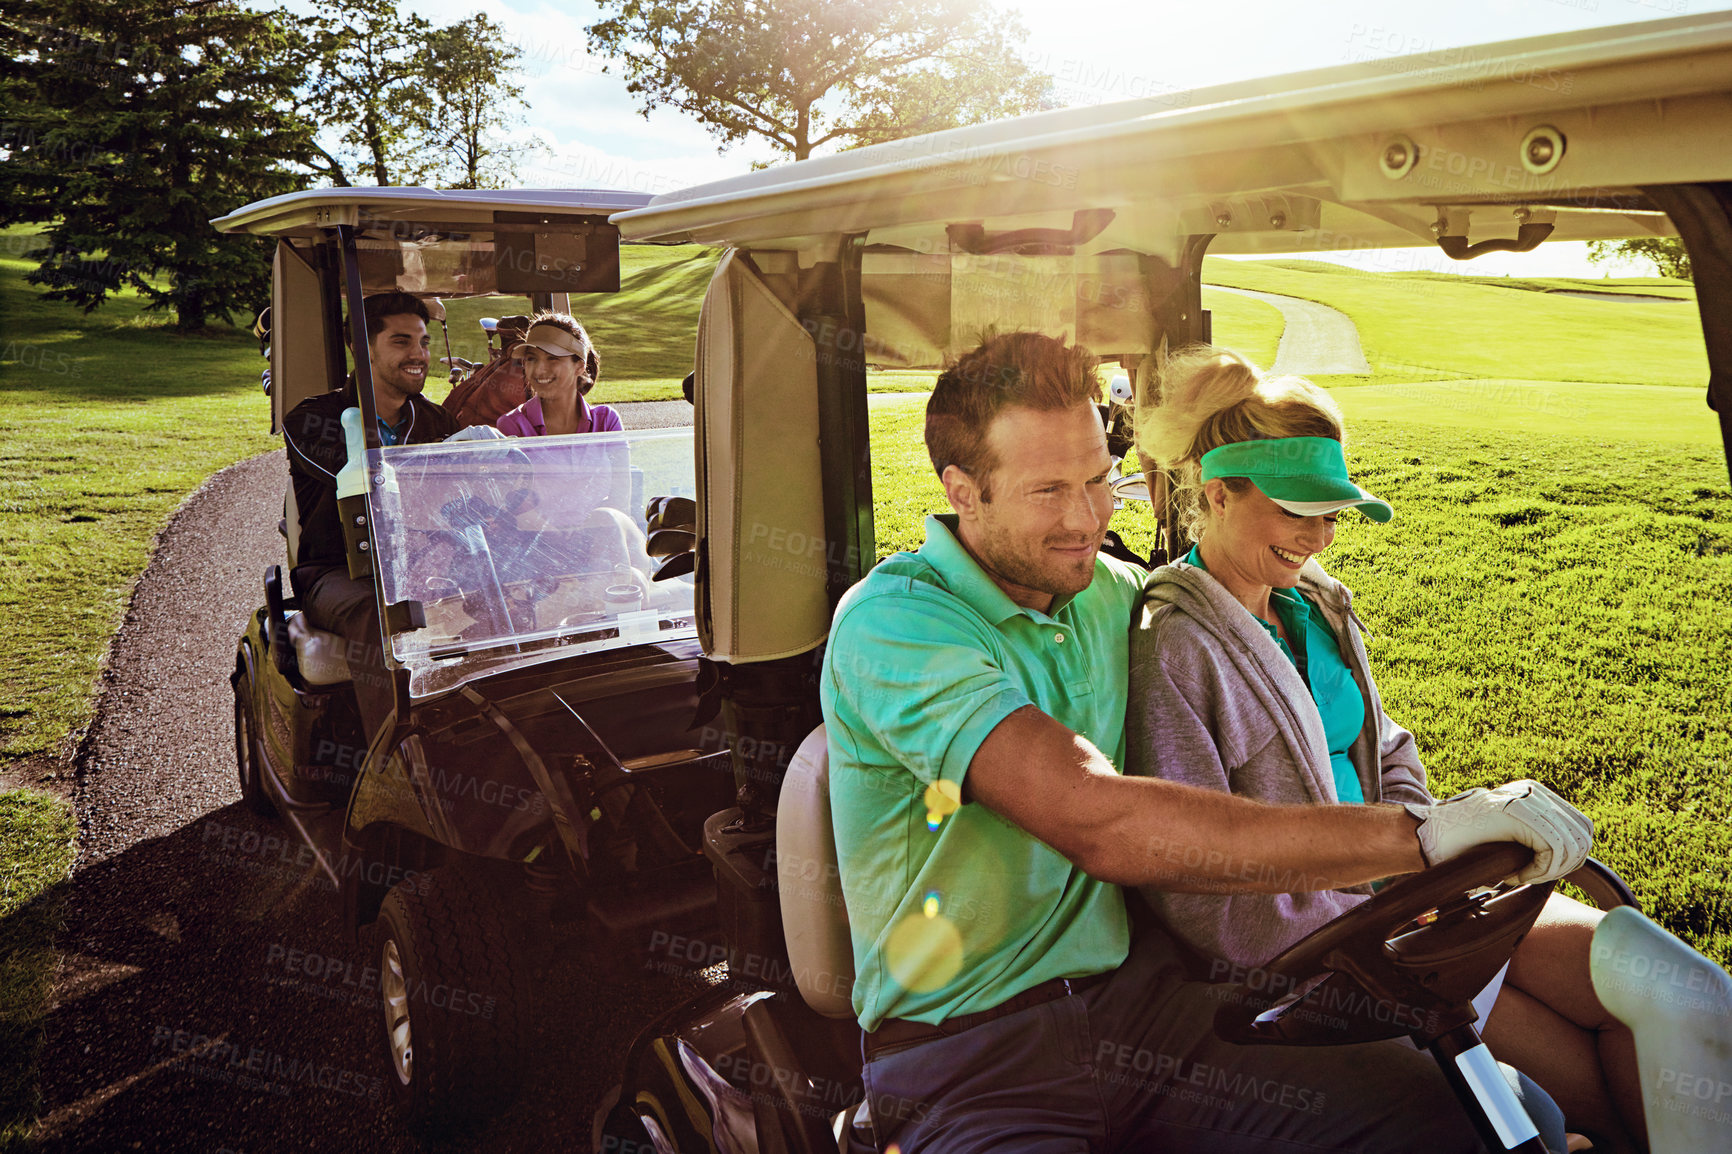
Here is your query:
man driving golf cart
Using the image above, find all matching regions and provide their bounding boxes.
[820,330,1583,1153]
[282,291,459,749]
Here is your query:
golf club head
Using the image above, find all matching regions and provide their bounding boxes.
[1110,473,1150,502]
[653,552,695,582]
[646,528,697,558]
[646,496,697,533]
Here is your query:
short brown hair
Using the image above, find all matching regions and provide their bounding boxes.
[925,333,1101,499]
[357,292,430,341]
[523,310,602,395]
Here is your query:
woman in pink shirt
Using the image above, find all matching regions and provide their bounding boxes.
[494,312,624,437]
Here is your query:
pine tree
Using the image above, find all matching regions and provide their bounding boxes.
[0,0,313,331]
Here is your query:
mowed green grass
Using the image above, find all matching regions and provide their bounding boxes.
[1203,256,1705,387]
[0,793,74,1147]
[870,394,1732,962]
[1335,380,1723,445]
[0,237,282,762]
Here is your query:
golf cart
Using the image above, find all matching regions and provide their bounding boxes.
[593,10,1732,1153]
[215,187,735,1128]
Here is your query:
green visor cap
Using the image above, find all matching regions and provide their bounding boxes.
[1200,436,1394,523]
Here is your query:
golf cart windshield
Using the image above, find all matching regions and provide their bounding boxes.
[370,428,697,697]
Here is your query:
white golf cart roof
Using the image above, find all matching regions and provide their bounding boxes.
[212,187,655,240]
[615,10,1732,255]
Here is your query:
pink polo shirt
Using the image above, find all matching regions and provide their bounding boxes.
[495,394,624,437]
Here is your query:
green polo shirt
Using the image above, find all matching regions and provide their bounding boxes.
[821,514,1145,1031]
[1185,545,1366,803]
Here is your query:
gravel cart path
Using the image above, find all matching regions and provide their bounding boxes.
[1208,285,1373,375]
[36,401,705,1152]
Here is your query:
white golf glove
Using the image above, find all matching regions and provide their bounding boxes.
[1403,780,1593,885]
[445,424,507,442]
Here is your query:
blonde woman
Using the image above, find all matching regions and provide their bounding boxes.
[1127,347,1644,1153]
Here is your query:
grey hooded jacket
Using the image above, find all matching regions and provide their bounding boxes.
[1126,558,1434,972]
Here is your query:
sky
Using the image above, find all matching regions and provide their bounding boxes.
[323,0,1732,277]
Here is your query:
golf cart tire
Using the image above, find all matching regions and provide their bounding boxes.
[232,658,275,817]
[375,866,533,1132]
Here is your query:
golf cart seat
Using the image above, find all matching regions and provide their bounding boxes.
[285,612,352,686]
[777,724,858,1019]
[275,482,352,686]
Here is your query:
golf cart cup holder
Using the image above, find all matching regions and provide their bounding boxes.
[1213,842,1553,1049]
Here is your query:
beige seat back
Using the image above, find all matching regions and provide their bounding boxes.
[776,725,858,1019]
[281,481,352,685]
[693,250,828,662]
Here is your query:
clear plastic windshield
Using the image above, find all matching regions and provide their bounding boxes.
[369,429,697,698]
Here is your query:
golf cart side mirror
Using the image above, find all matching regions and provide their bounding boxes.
[682,372,695,405]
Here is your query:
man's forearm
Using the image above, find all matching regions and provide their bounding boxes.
[1073,771,1426,892]
[966,708,1426,894]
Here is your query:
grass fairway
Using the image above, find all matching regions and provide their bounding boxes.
[1201,286,1285,367]
[1331,422,1732,961]
[0,793,74,1147]
[0,237,281,762]
[1335,380,1724,445]
[1204,257,1705,387]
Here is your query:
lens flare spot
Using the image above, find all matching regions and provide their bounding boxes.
[923,779,961,832]
[923,779,961,816]
[886,909,964,993]
[923,891,940,919]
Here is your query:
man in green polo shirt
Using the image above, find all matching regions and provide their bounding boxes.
[819,332,1587,1152]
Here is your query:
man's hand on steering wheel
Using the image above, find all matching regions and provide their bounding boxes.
[1403,779,1593,885]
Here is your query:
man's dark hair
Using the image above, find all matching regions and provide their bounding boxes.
[925,332,1101,500]
[352,292,430,342]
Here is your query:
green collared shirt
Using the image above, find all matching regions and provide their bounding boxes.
[1184,545,1365,803]
[821,515,1145,1031]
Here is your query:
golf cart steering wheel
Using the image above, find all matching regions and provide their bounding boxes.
[1214,842,1553,1049]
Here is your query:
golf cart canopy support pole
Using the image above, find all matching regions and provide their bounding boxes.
[334,221,416,739]
[336,223,384,451]
[803,237,875,603]
[1643,183,1732,487]
[1143,233,1216,563]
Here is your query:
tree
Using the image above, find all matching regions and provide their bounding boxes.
[417,14,541,189]
[586,0,1055,162]
[0,0,314,331]
[1587,237,1692,281]
[292,0,433,187]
